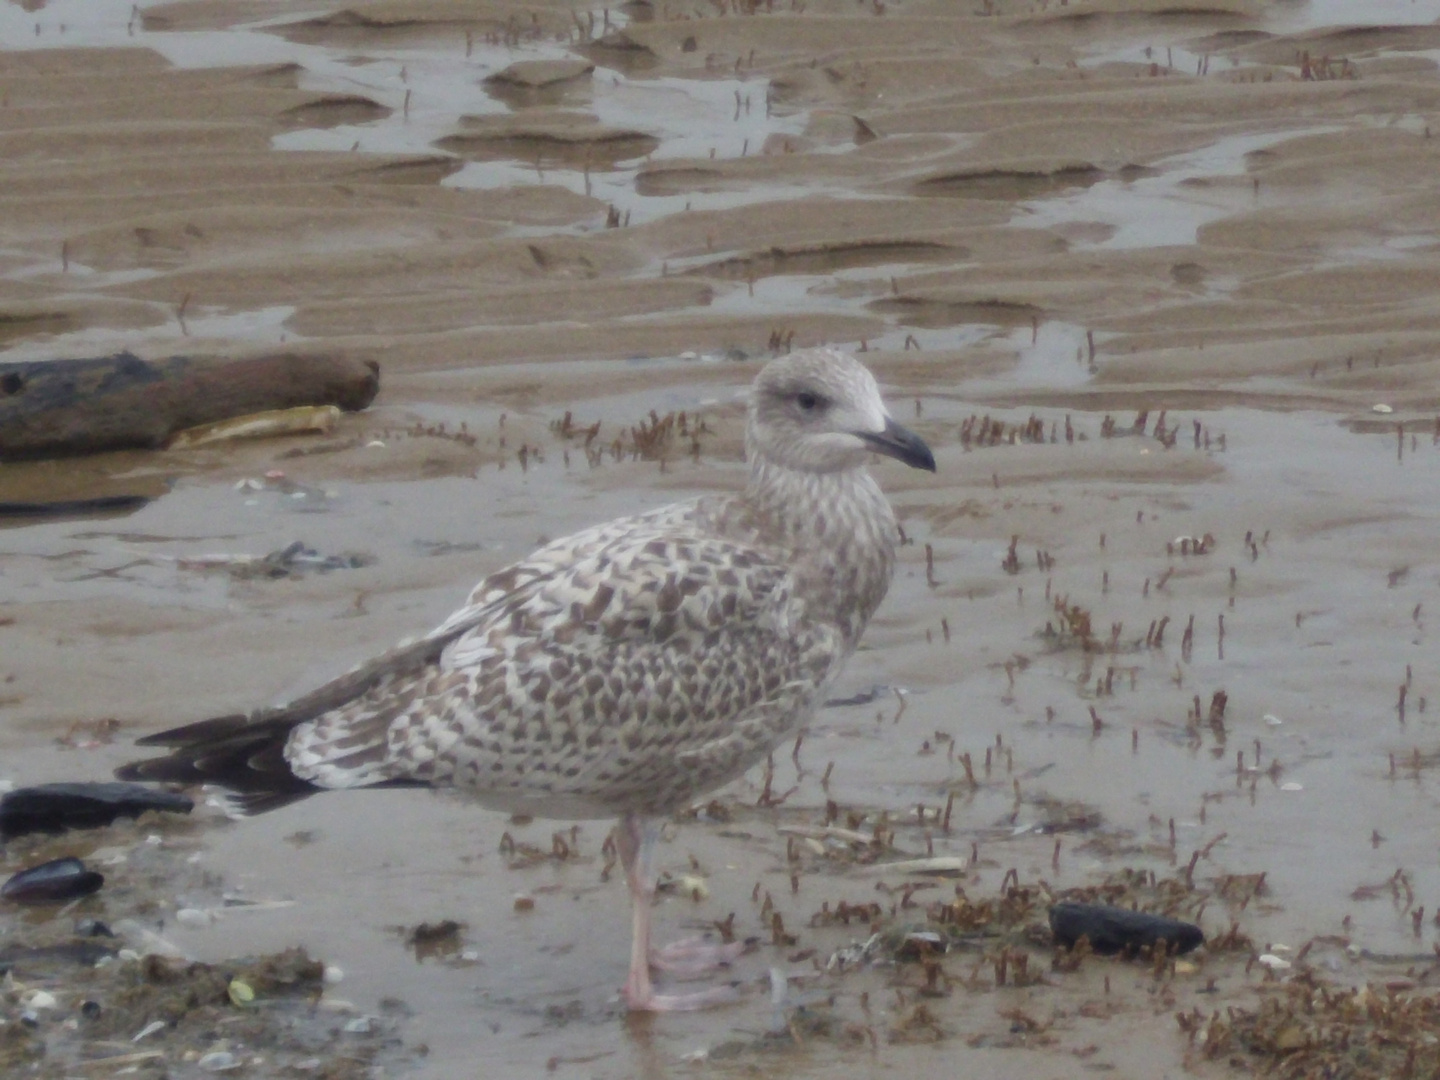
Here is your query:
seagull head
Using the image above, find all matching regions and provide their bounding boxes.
[747,348,936,475]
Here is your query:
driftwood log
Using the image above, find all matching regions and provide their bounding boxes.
[0,351,379,460]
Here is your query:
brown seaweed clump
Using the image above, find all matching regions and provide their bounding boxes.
[1181,969,1440,1078]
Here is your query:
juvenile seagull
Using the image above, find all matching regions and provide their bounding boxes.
[119,348,935,1011]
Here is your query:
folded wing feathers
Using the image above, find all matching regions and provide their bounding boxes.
[115,557,564,811]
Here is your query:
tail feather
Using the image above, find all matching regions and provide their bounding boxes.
[116,610,493,815]
[116,715,319,813]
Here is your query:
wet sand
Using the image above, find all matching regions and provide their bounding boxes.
[4,0,1440,1077]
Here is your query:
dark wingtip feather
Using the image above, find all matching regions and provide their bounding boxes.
[118,625,473,815]
[117,714,318,814]
[133,714,251,748]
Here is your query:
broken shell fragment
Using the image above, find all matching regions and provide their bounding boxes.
[854,856,969,877]
[167,405,342,449]
[198,1050,238,1071]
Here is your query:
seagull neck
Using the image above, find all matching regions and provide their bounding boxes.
[743,457,898,642]
[744,456,884,529]
[740,457,898,638]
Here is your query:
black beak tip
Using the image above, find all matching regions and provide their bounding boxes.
[861,419,937,473]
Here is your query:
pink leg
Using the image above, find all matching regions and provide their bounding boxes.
[616,814,743,1012]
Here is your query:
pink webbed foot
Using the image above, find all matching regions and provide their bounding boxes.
[622,980,744,1012]
[649,937,750,979]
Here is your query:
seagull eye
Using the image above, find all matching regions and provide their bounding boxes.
[796,391,820,412]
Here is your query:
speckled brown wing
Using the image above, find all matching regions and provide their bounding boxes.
[284,514,842,818]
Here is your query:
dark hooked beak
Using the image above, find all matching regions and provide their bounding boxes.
[858,417,937,473]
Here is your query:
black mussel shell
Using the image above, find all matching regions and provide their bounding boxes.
[1049,901,1203,956]
[2,857,105,905]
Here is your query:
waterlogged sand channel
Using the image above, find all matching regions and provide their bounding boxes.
[4,1,1440,1077]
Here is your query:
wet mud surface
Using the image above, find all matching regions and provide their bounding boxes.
[4,0,1440,1077]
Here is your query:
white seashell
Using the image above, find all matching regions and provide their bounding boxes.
[1258,953,1292,970]
[854,856,969,877]
[21,990,57,1010]
[133,1020,167,1041]
[1372,404,1393,414]
[1280,782,1303,792]
[323,965,345,985]
[1264,713,1283,726]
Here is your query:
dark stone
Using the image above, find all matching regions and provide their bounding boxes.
[1049,901,1203,956]
[0,781,193,839]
